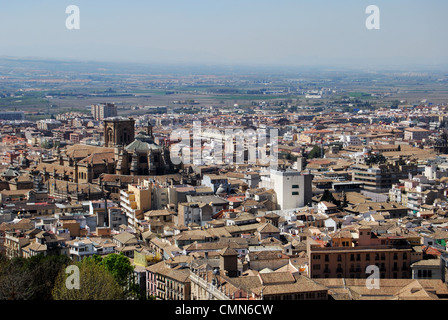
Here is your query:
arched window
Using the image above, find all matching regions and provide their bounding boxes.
[107,128,114,144]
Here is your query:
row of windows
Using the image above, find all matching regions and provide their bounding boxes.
[264,291,326,300]
[417,269,433,278]
[313,272,408,279]
[313,252,408,262]
[313,262,408,273]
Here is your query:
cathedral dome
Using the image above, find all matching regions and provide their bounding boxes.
[125,132,162,153]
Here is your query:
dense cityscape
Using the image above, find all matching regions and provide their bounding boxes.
[1,58,448,302]
[2,2,448,308]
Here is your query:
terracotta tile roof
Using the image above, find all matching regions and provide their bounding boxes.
[78,152,115,165]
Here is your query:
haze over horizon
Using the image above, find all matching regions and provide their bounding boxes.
[1,0,447,71]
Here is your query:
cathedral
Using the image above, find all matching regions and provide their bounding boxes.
[35,117,177,186]
[113,119,175,176]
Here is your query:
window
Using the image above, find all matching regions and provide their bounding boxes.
[292,185,299,188]
[292,192,299,195]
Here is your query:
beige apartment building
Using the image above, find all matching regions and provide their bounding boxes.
[91,103,117,121]
[120,184,151,232]
[352,161,419,193]
[404,127,430,141]
[308,227,422,279]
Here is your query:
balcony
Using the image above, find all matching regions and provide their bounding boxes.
[190,273,230,300]
[120,195,130,205]
[121,202,137,214]
[120,189,133,197]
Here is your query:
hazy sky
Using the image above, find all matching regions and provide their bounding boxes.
[1,0,447,69]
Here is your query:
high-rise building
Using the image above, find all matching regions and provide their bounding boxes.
[91,103,117,121]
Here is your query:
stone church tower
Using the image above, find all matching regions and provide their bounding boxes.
[112,121,176,176]
[104,117,135,148]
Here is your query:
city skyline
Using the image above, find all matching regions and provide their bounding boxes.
[2,0,448,306]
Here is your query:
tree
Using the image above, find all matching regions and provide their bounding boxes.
[321,190,335,203]
[52,259,124,300]
[40,140,51,149]
[0,257,34,300]
[100,253,134,288]
[285,152,298,162]
[0,254,70,300]
[24,254,71,300]
[84,253,145,299]
[308,145,323,159]
[339,192,349,210]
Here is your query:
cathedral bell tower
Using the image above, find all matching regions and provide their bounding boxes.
[104,117,135,148]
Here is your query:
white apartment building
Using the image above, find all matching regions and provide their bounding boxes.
[339,134,362,148]
[260,169,313,210]
[68,239,96,262]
